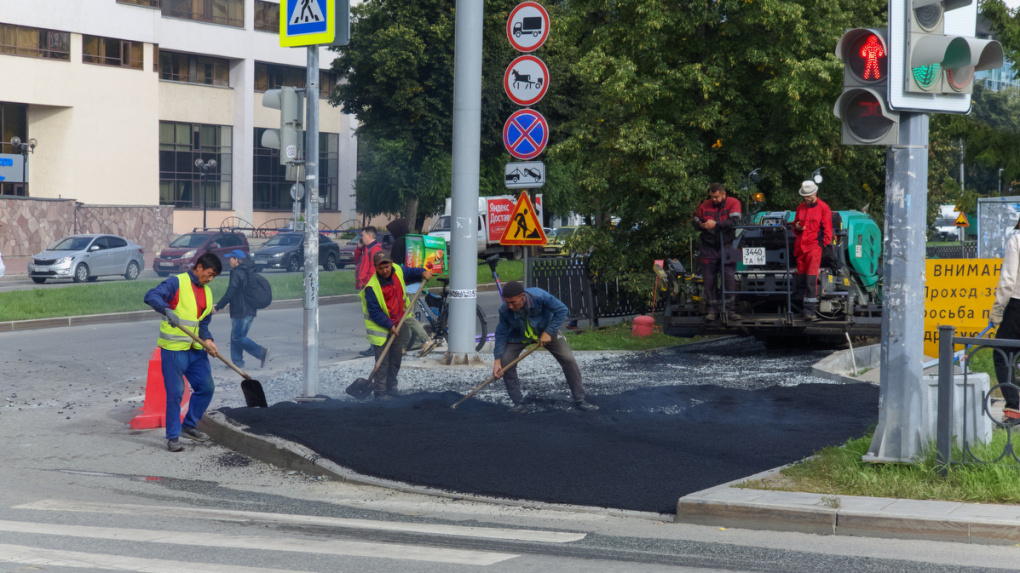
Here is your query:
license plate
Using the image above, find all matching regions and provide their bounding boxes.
[255,258,267,264]
[159,262,173,268]
[742,247,766,266]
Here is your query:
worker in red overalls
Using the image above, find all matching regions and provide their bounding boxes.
[792,180,833,321]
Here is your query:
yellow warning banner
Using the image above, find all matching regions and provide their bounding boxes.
[923,259,1001,357]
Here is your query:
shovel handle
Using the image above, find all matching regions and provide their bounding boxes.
[179,324,252,381]
[451,343,540,409]
[365,279,430,383]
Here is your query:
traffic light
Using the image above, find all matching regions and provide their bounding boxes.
[834,28,898,146]
[261,86,305,166]
[889,0,1003,111]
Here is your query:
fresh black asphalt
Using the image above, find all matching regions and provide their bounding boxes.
[222,362,878,514]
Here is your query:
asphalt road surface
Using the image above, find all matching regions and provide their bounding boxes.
[222,339,879,515]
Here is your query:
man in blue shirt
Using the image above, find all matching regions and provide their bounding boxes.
[492,281,598,413]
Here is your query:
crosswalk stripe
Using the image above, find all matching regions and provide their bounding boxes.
[0,520,517,566]
[17,499,586,543]
[0,543,300,573]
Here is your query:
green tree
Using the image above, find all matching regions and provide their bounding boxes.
[554,0,888,288]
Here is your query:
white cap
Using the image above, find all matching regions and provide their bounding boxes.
[799,180,818,197]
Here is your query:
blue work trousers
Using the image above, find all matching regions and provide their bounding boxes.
[230,315,263,367]
[161,347,216,440]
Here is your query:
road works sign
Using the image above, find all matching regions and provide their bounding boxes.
[504,55,549,106]
[499,191,547,246]
[503,109,549,160]
[507,1,550,53]
[280,0,350,47]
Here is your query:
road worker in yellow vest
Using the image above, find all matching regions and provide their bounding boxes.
[360,250,432,400]
[144,253,222,452]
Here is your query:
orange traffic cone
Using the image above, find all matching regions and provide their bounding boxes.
[130,348,191,429]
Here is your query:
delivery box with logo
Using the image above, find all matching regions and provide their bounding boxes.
[405,234,448,276]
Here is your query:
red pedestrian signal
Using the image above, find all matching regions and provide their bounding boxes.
[835,28,898,146]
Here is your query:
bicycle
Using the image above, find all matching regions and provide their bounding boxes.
[407,277,488,356]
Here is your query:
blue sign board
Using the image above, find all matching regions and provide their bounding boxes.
[0,153,24,183]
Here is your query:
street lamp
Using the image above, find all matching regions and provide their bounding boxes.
[194,158,217,228]
[6,136,37,193]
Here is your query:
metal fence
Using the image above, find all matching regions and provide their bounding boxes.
[528,256,661,323]
[926,242,977,259]
[936,325,1020,471]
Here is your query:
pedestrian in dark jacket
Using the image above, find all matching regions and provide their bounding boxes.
[492,281,598,413]
[693,183,743,321]
[213,250,269,369]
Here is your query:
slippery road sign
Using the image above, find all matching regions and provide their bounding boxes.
[499,191,548,246]
[503,109,549,160]
[504,55,549,106]
[507,2,550,53]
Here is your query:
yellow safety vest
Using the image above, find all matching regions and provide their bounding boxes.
[157,272,213,351]
[360,265,406,347]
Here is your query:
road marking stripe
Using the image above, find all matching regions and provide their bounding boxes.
[0,521,517,566]
[17,499,586,543]
[0,543,300,573]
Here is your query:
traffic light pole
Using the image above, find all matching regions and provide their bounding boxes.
[864,112,929,463]
[447,0,484,361]
[300,46,321,399]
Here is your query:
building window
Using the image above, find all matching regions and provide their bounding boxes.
[0,102,29,196]
[0,24,70,61]
[83,35,144,70]
[159,122,233,210]
[117,0,160,7]
[159,50,230,86]
[254,129,339,211]
[255,1,280,33]
[162,0,244,28]
[255,62,337,99]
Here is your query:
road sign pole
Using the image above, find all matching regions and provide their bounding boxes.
[448,0,484,359]
[301,46,321,399]
[864,111,930,463]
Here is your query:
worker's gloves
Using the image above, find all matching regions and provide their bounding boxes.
[164,308,182,328]
[990,303,1005,327]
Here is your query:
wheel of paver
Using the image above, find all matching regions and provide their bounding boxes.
[124,262,140,281]
[324,252,338,271]
[73,263,90,283]
[31,277,46,284]
[287,254,301,273]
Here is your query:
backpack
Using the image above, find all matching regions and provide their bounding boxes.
[245,271,273,310]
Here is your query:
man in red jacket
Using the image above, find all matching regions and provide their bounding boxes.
[793,180,833,321]
[354,227,383,356]
[693,183,743,321]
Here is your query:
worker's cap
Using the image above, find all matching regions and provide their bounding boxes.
[502,281,525,298]
[798,180,818,197]
[373,250,393,265]
[226,250,247,259]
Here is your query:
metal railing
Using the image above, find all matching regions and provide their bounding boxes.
[926,242,977,259]
[529,255,662,324]
[936,325,1020,471]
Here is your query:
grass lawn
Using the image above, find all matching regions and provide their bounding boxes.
[0,260,525,322]
[563,319,705,351]
[739,430,1020,505]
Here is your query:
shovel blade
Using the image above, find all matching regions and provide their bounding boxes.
[346,378,375,400]
[241,379,268,408]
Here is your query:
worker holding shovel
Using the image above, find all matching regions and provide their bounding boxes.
[492,281,599,413]
[143,252,222,452]
[361,250,432,400]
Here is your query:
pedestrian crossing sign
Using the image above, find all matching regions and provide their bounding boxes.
[280,0,350,47]
[499,191,548,246]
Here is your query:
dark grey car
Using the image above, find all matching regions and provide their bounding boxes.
[27,234,145,284]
